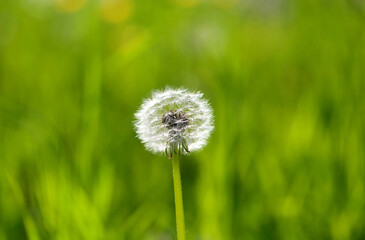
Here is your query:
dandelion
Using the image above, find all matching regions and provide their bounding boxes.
[134,87,214,240]
[134,87,214,158]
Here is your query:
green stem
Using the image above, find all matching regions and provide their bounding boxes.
[172,155,186,240]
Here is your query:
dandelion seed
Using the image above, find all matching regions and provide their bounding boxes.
[134,87,214,158]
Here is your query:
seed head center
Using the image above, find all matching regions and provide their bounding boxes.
[162,110,190,158]
[162,110,189,131]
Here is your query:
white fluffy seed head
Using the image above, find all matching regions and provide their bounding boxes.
[134,88,214,156]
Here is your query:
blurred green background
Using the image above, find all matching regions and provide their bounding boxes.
[0,0,364,239]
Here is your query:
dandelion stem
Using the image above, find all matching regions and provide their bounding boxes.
[172,155,186,240]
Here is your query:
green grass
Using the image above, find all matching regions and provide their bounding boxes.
[0,0,364,239]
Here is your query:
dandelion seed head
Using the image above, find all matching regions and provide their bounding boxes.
[134,88,214,157]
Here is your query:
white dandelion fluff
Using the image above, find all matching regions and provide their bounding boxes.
[134,88,214,158]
